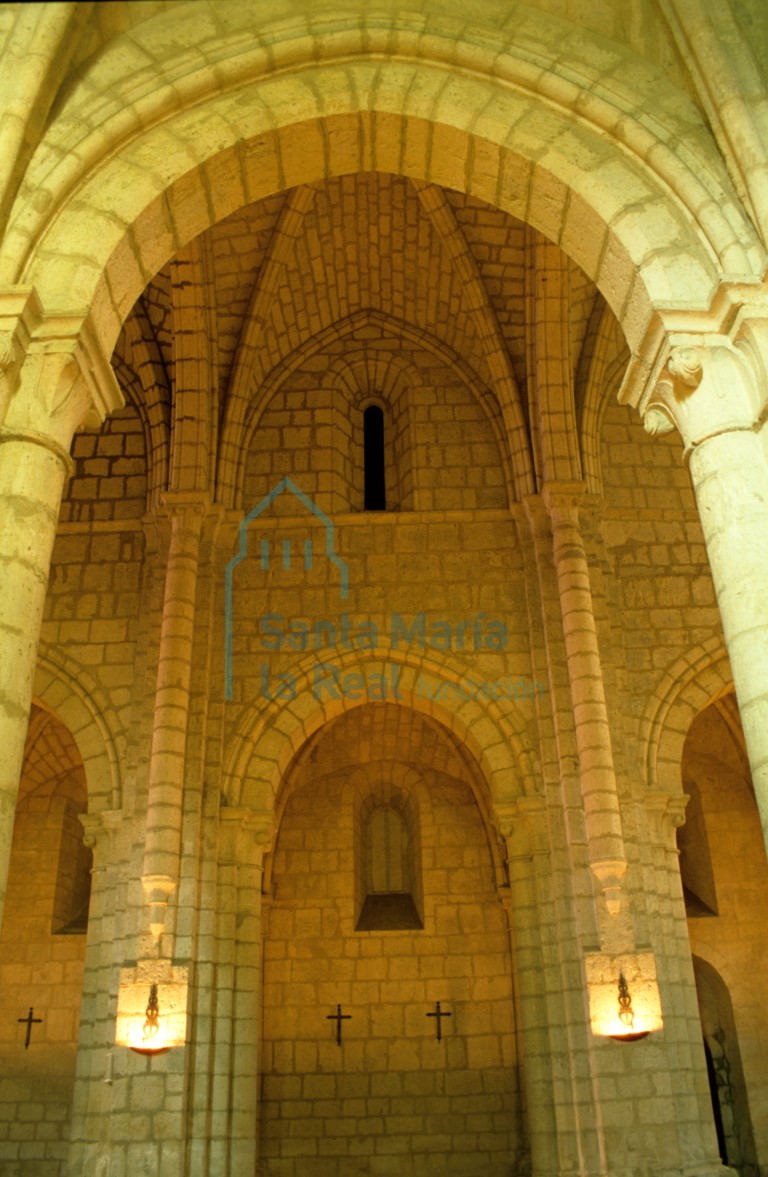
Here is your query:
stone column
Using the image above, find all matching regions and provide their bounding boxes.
[542,482,629,931]
[643,793,731,1177]
[495,798,559,1177]
[67,810,124,1176]
[141,494,208,947]
[643,340,768,852]
[0,291,121,924]
[218,808,273,1177]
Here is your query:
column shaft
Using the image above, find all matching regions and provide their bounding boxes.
[545,490,628,915]
[499,850,559,1176]
[0,432,69,918]
[689,426,768,847]
[221,813,272,1176]
[641,341,768,857]
[141,503,204,937]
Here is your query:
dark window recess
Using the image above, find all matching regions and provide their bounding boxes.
[363,405,386,510]
[355,802,423,932]
[357,893,422,931]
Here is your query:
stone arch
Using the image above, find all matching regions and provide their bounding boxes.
[323,346,512,513]
[222,646,541,821]
[257,688,525,1172]
[268,716,510,891]
[32,650,123,812]
[640,637,733,797]
[279,757,430,931]
[323,350,425,403]
[228,308,515,508]
[117,305,171,504]
[577,300,629,495]
[6,15,761,360]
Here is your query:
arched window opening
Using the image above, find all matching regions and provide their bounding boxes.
[363,404,386,510]
[356,797,422,931]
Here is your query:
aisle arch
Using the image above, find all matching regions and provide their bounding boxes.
[222,645,541,817]
[4,10,761,363]
[640,637,734,798]
[33,650,124,812]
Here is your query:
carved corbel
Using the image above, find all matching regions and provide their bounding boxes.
[590,857,629,918]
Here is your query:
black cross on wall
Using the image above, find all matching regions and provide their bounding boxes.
[18,1007,42,1049]
[326,1004,351,1045]
[426,1001,452,1042]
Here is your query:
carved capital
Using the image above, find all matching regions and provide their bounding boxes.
[493,796,548,859]
[667,346,704,389]
[642,406,675,436]
[219,806,275,865]
[0,288,42,427]
[79,809,123,869]
[541,480,586,527]
[0,332,16,370]
[644,338,759,457]
[645,791,689,848]
[0,299,122,448]
[161,490,212,525]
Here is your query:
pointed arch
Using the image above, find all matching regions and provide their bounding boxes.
[33,650,124,812]
[577,299,630,494]
[222,644,540,822]
[640,637,733,798]
[410,179,533,497]
[226,308,515,509]
[119,301,171,502]
[218,185,318,497]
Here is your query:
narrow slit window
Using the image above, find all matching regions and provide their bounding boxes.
[356,800,423,932]
[363,404,386,511]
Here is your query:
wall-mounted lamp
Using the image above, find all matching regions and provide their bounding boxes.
[608,972,650,1042]
[115,964,188,1054]
[585,951,663,1040]
[131,984,171,1056]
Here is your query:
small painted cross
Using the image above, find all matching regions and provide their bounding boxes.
[426,1001,452,1042]
[326,1004,351,1046]
[18,1007,42,1049]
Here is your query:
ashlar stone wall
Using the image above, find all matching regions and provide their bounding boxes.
[261,704,521,1177]
[0,709,89,1176]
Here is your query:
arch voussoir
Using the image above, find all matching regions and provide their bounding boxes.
[223,648,540,816]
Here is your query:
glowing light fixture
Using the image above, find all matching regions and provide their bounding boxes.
[608,972,650,1042]
[131,984,170,1055]
[115,965,188,1054]
[585,951,663,1040]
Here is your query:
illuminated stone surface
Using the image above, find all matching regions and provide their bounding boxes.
[0,2,766,1175]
